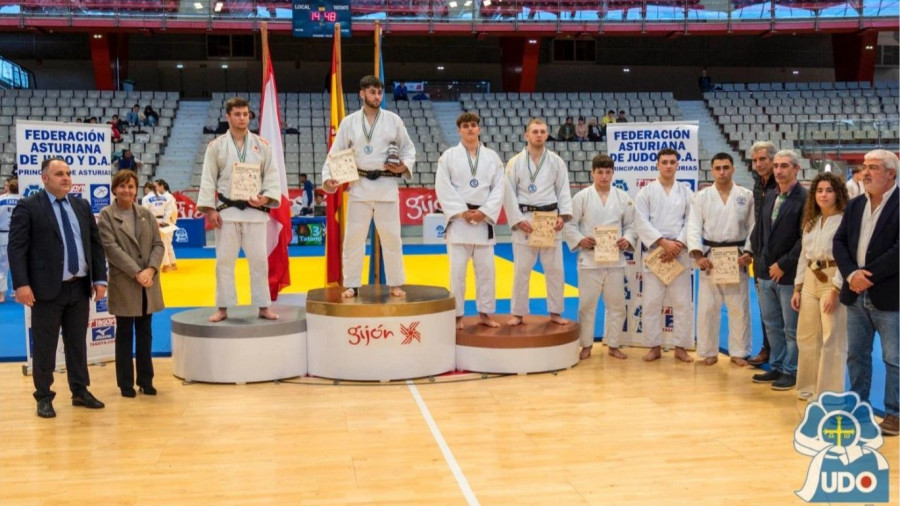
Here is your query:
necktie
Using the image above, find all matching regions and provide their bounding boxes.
[56,198,79,276]
[771,193,786,223]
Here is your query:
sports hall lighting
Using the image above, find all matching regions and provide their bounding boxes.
[176,64,184,69]
[528,39,537,44]
[437,66,445,71]
[92,34,103,39]
[449,1,458,6]
[221,64,229,69]
[865,45,874,50]
[483,0,491,5]
[792,70,799,75]
[464,0,472,5]
[214,2,224,12]
[622,67,630,73]
[193,2,202,9]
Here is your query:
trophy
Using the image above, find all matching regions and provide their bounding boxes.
[385,141,401,166]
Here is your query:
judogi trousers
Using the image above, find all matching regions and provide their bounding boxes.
[796,266,847,397]
[215,221,271,308]
[577,267,626,348]
[159,226,176,267]
[0,231,8,291]
[642,254,694,348]
[343,200,405,288]
[511,241,564,316]
[696,270,751,358]
[449,243,495,316]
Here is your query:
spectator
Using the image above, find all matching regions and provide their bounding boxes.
[616,110,629,123]
[574,116,589,142]
[312,192,326,216]
[126,105,142,127]
[393,82,409,101]
[75,118,83,123]
[600,110,616,140]
[0,177,20,303]
[846,164,865,199]
[143,105,159,127]
[110,122,123,144]
[88,117,98,124]
[298,173,314,214]
[557,116,576,142]
[587,117,602,142]
[698,68,714,93]
[113,149,143,172]
[111,114,128,134]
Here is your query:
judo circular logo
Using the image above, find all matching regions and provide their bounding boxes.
[92,185,109,199]
[794,391,890,502]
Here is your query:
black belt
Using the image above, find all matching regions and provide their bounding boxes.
[466,203,493,240]
[518,203,558,213]
[358,169,402,181]
[216,195,270,214]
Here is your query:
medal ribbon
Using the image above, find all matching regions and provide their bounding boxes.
[526,149,546,185]
[230,133,248,163]
[361,110,381,145]
[466,145,481,178]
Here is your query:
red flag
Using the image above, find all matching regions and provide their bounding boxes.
[325,24,346,286]
[260,24,291,300]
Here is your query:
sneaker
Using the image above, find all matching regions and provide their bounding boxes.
[879,415,899,436]
[752,370,781,383]
[771,374,797,391]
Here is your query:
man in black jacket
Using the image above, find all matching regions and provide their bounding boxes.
[748,150,807,391]
[833,149,899,436]
[8,157,108,418]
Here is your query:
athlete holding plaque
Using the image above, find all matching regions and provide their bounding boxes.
[322,76,415,298]
[502,118,573,327]
[197,97,281,323]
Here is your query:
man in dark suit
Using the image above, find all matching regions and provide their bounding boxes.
[747,141,778,366]
[833,149,899,436]
[747,149,807,391]
[7,157,108,418]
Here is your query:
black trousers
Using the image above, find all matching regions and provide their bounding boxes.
[114,291,154,389]
[31,277,91,402]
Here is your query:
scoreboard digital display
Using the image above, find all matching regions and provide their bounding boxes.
[293,0,351,38]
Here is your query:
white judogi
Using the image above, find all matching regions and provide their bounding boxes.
[323,108,415,288]
[503,148,573,316]
[634,179,694,348]
[198,131,282,308]
[564,186,637,348]
[435,143,505,316]
[686,183,755,359]
[0,191,20,293]
[142,191,178,267]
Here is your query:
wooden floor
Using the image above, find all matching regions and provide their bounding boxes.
[1,348,897,505]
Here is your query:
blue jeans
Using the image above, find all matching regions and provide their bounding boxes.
[846,292,899,416]
[757,278,798,375]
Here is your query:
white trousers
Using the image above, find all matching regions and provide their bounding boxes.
[577,267,627,348]
[159,226,176,267]
[342,200,405,288]
[642,253,694,348]
[796,266,847,397]
[696,270,751,358]
[511,241,564,316]
[449,243,496,316]
[214,221,271,308]
[0,231,8,292]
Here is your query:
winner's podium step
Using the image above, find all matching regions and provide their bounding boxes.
[456,315,580,374]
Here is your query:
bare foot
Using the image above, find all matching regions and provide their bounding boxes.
[506,315,524,326]
[478,314,500,328]
[389,286,406,297]
[579,346,592,360]
[730,357,749,367]
[456,318,465,330]
[341,288,357,298]
[674,347,694,363]
[549,313,571,325]
[642,346,661,362]
[700,356,718,366]
[258,307,279,320]
[0,293,5,303]
[608,347,628,360]
[208,308,228,323]
[161,265,170,273]
[170,264,177,271]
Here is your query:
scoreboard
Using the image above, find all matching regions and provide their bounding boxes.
[292,0,351,38]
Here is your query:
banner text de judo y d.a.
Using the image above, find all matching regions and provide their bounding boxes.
[606,121,699,349]
[15,120,115,371]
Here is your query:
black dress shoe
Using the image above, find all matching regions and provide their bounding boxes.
[72,390,105,409]
[752,369,782,383]
[121,388,137,398]
[36,399,56,418]
[139,385,157,396]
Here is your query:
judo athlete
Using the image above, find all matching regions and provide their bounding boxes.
[197,96,281,322]
[564,155,637,359]
[323,75,415,298]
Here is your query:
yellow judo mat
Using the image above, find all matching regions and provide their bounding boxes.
[160,255,579,307]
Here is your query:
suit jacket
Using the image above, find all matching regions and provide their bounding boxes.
[749,182,807,285]
[7,191,107,301]
[98,203,166,317]
[833,190,899,311]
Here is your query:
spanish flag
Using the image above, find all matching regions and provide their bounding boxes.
[325,23,346,286]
